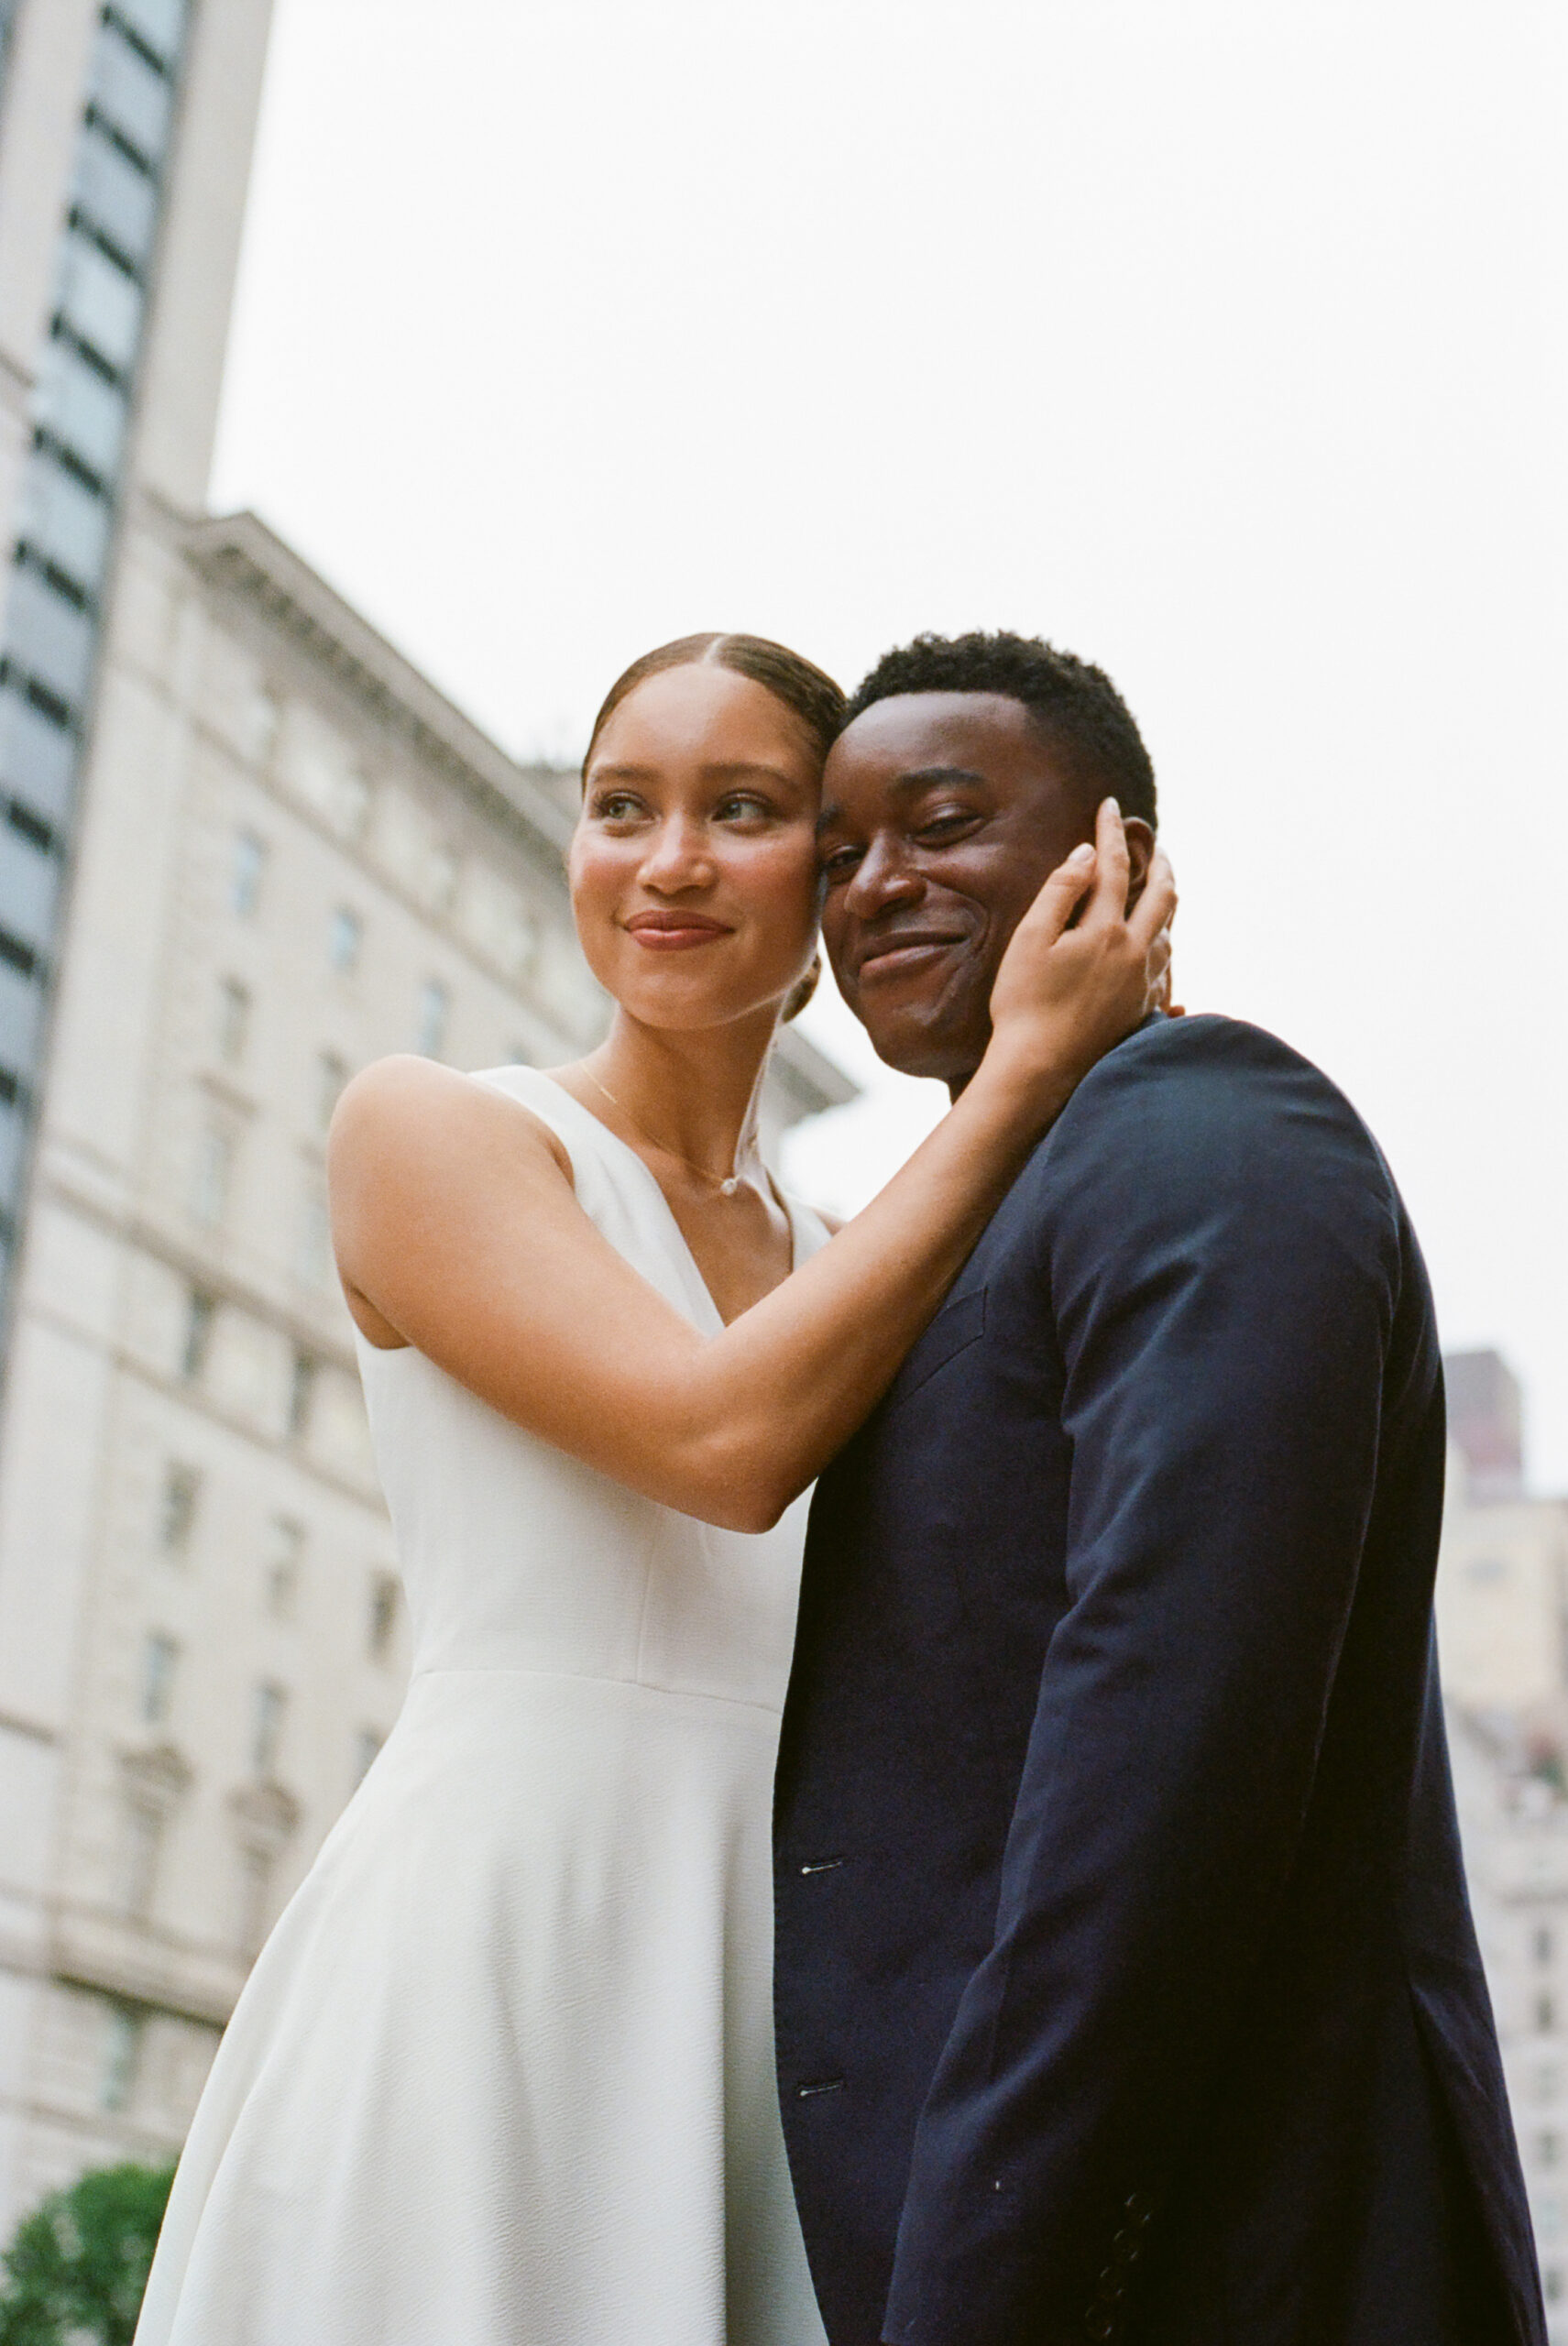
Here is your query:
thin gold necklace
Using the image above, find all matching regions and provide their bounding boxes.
[582,1066,750,1198]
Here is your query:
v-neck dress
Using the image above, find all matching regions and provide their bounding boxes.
[136,1065,831,2346]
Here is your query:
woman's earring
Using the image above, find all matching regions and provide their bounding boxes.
[784,951,822,1023]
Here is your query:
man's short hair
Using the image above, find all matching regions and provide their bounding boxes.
[842,630,1157,828]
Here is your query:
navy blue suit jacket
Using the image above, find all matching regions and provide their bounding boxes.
[774,1015,1542,2346]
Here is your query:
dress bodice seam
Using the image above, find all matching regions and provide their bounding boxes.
[408,1661,785,1718]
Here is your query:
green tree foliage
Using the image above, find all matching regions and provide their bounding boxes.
[0,2161,175,2346]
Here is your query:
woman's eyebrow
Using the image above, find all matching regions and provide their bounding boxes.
[698,762,807,790]
[587,761,804,788]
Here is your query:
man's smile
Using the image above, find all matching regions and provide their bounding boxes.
[852,926,971,983]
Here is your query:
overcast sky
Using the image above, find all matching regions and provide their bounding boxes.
[212,0,1568,1485]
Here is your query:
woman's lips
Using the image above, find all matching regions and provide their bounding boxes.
[624,915,734,952]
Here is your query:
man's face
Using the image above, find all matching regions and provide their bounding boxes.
[818,692,1151,1091]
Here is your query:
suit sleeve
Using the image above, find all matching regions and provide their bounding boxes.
[880,1024,1406,2345]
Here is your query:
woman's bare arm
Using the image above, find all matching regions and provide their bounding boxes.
[330,811,1174,1532]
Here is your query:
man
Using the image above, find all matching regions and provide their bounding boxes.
[773,631,1542,2346]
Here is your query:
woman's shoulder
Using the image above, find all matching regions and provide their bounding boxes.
[330,1056,574,1187]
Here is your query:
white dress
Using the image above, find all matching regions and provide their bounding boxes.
[136,1066,831,2346]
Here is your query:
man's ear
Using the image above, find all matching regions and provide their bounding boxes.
[1123,819,1157,910]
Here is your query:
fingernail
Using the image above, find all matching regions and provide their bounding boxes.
[1104,796,1122,819]
[1068,842,1095,866]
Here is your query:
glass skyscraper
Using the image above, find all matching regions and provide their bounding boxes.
[0,3,191,1325]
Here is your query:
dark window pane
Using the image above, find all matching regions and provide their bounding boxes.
[72,125,159,267]
[231,829,266,915]
[56,229,142,372]
[0,1094,27,1207]
[89,24,173,162]
[3,565,95,707]
[17,451,113,597]
[0,688,75,826]
[0,961,43,1077]
[36,342,127,478]
[110,0,187,68]
[0,830,58,958]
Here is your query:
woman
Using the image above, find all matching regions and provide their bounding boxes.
[137,632,1174,2345]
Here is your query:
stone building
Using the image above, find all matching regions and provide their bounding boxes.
[1451,1714,1568,2339]
[0,0,851,2231]
[1437,1351,1568,1714]
[1437,1348,1568,2332]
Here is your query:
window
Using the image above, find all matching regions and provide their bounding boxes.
[1538,1925,1555,1966]
[428,843,459,911]
[353,1727,382,1789]
[179,1287,214,1380]
[89,18,174,160]
[295,1185,332,1290]
[190,1126,232,1225]
[249,1682,286,1778]
[415,978,449,1058]
[113,0,186,71]
[158,1463,199,1557]
[263,1517,303,1620]
[231,828,266,916]
[335,768,372,839]
[140,1631,178,1726]
[122,1803,162,1921]
[236,1845,273,1957]
[18,445,112,595]
[505,904,539,979]
[367,1573,399,1662]
[286,1349,317,1442]
[1538,2064,1561,2105]
[56,229,143,372]
[216,975,250,1064]
[99,2005,143,2112]
[327,906,361,974]
[1547,2266,1563,2304]
[1540,1993,1557,2034]
[241,687,280,765]
[37,336,128,481]
[1542,2132,1563,2169]
[72,122,159,269]
[315,1049,347,1133]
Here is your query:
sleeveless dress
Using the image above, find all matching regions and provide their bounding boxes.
[136,1066,831,2346]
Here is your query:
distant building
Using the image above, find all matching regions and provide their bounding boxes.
[1438,1347,1568,2329]
[1450,1346,1529,1502]
[1437,1353,1568,1712]
[1451,1713,1568,2341]
[0,0,851,2231]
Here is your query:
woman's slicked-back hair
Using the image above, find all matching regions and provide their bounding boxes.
[583,633,846,778]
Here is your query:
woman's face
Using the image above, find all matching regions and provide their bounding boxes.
[569,663,823,1035]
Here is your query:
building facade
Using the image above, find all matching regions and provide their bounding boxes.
[1452,1714,1568,2341]
[0,0,851,2231]
[1437,1351,1568,1714]
[1437,1349,1568,2335]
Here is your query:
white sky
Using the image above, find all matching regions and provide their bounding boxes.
[212,0,1568,1486]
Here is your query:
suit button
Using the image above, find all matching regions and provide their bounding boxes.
[1124,2190,1154,2221]
[1085,2314,1115,2341]
[1111,2227,1142,2264]
[795,2077,845,2099]
[798,1857,844,1876]
[1095,2267,1125,2304]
